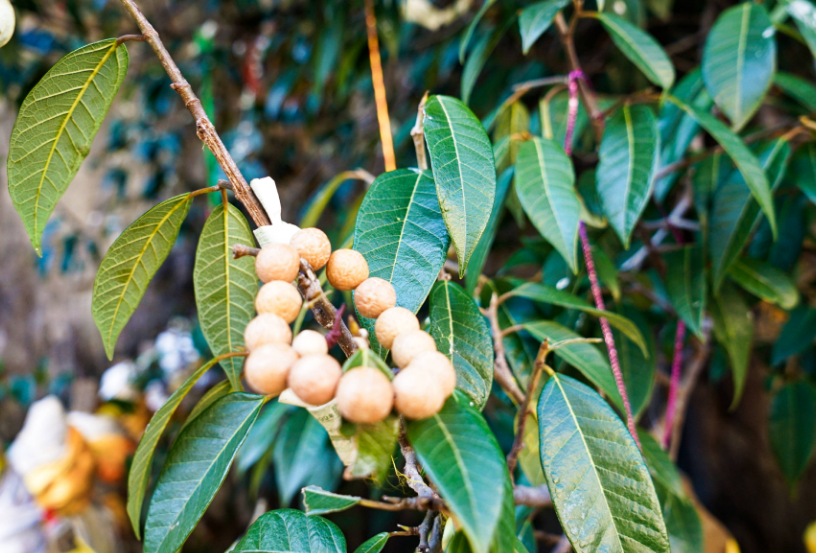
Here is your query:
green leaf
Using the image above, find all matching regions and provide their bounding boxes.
[774,72,816,113]
[342,347,392,379]
[462,22,511,106]
[666,96,778,238]
[127,356,232,538]
[144,392,263,553]
[429,281,494,410]
[596,104,659,248]
[302,486,361,516]
[92,194,192,359]
[710,283,753,409]
[301,172,368,228]
[237,399,292,474]
[354,533,390,553]
[638,431,684,498]
[507,282,649,356]
[7,39,129,255]
[665,245,706,339]
[771,307,816,365]
[790,142,816,205]
[595,13,675,89]
[728,257,798,310]
[515,137,580,272]
[345,414,400,482]
[701,3,776,130]
[231,509,345,553]
[537,374,670,553]
[181,379,232,433]
[769,381,816,487]
[353,168,450,314]
[194,203,256,390]
[519,0,569,54]
[787,0,816,60]
[459,0,497,63]
[273,409,336,505]
[425,95,497,275]
[466,167,513,293]
[407,394,511,553]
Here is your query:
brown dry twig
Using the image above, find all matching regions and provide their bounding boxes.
[487,294,526,404]
[506,341,550,479]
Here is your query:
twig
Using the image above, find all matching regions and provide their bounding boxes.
[398,426,442,508]
[669,334,711,460]
[534,531,563,545]
[513,485,552,508]
[297,260,358,357]
[507,341,550,479]
[232,244,261,259]
[115,33,146,46]
[428,515,443,553]
[364,0,396,172]
[487,294,526,404]
[411,92,430,171]
[662,321,686,449]
[417,511,435,553]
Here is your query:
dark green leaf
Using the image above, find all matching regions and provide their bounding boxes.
[459,0,497,63]
[181,379,232,433]
[466,167,513,293]
[771,307,816,365]
[302,486,361,516]
[595,13,675,89]
[769,381,816,487]
[790,142,816,205]
[665,245,706,338]
[519,0,570,54]
[728,257,798,309]
[354,533,390,553]
[231,509,345,553]
[237,399,292,474]
[346,415,400,482]
[462,23,510,105]
[775,71,816,113]
[710,283,753,408]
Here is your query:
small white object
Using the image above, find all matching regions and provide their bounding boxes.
[66,412,122,442]
[0,0,15,49]
[7,397,68,476]
[250,176,301,246]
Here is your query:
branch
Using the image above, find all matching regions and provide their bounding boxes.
[669,334,711,460]
[398,426,443,509]
[297,260,358,357]
[487,294,526,404]
[513,485,552,508]
[507,341,549,479]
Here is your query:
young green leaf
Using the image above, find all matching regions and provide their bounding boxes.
[92,193,193,360]
[144,392,264,553]
[7,39,129,255]
[595,13,675,89]
[342,347,392,379]
[466,167,513,293]
[518,0,570,54]
[407,394,511,553]
[538,374,670,553]
[774,72,816,113]
[701,3,776,130]
[769,381,816,488]
[424,95,497,275]
[354,533,390,553]
[728,257,799,310]
[302,486,361,516]
[194,203,256,390]
[515,137,581,272]
[771,307,816,365]
[710,283,754,409]
[665,245,706,339]
[231,509,345,553]
[596,104,659,248]
[429,281,494,410]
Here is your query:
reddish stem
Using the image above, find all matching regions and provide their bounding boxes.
[663,321,686,448]
[324,304,346,349]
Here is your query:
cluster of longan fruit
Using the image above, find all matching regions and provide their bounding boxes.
[242,226,456,423]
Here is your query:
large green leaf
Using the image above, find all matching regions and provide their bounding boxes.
[666,96,777,237]
[515,137,580,272]
[774,71,816,113]
[407,394,510,553]
[92,194,192,359]
[506,282,648,355]
[537,374,670,553]
[302,486,361,516]
[596,104,659,248]
[194,203,256,390]
[127,356,233,537]
[424,95,497,275]
[665,245,706,339]
[710,283,753,409]
[144,393,263,553]
[231,509,345,553]
[786,0,816,60]
[769,381,816,487]
[466,167,513,293]
[595,13,675,89]
[518,0,570,54]
[728,257,798,310]
[701,3,776,130]
[7,39,129,255]
[429,281,493,410]
[771,307,816,365]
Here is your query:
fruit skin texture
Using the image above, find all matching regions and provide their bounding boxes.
[244,313,292,351]
[288,354,342,406]
[244,343,299,396]
[354,277,397,319]
[375,307,420,349]
[326,249,369,291]
[335,366,394,424]
[393,366,446,419]
[290,228,332,270]
[255,243,300,283]
[408,351,457,397]
[292,329,329,356]
[391,329,437,368]
[255,281,303,323]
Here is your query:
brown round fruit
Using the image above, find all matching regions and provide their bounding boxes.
[292,329,329,356]
[244,313,292,351]
[354,277,397,319]
[287,354,342,406]
[335,366,394,424]
[290,228,332,270]
[375,307,420,349]
[393,366,446,419]
[255,243,300,283]
[391,329,437,368]
[407,350,456,397]
[255,281,303,323]
[244,343,299,396]
[326,249,369,291]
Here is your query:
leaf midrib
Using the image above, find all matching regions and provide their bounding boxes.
[388,171,424,287]
[436,97,469,252]
[734,3,751,124]
[533,139,569,253]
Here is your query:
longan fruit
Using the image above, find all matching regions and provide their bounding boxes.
[255,281,303,323]
[335,366,394,424]
[244,343,299,396]
[393,366,446,419]
[375,307,420,349]
[292,329,329,356]
[354,277,397,319]
[255,243,300,283]
[244,313,292,351]
[391,329,437,368]
[287,354,342,406]
[326,249,369,291]
[408,350,457,397]
[290,228,332,270]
